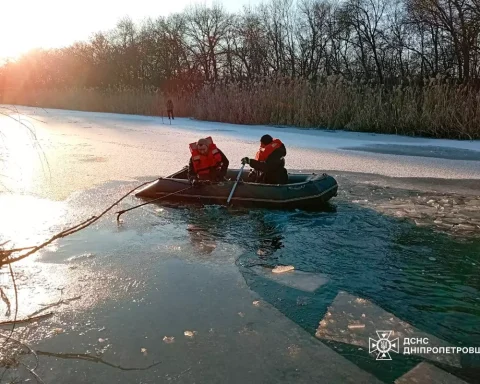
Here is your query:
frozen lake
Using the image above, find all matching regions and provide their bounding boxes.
[1,106,479,200]
[1,106,479,384]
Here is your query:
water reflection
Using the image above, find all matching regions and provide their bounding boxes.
[186,224,217,255]
[180,205,224,256]
[157,204,288,260]
[250,212,285,260]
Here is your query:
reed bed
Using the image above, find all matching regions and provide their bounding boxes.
[2,76,479,139]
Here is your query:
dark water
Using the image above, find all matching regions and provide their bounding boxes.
[3,180,480,383]
[167,199,480,381]
[235,207,480,381]
[341,144,480,161]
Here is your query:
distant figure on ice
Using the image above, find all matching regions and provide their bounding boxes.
[241,134,288,184]
[188,137,229,186]
[166,99,174,120]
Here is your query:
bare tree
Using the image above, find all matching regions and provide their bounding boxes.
[231,7,270,80]
[1,0,480,91]
[297,0,333,78]
[185,4,232,83]
[406,0,480,81]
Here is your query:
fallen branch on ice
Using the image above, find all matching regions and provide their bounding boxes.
[0,312,54,327]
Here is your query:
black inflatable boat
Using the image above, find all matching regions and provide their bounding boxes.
[135,167,338,210]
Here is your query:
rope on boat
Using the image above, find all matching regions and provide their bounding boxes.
[116,186,193,222]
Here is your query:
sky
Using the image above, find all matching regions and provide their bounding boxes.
[0,0,263,60]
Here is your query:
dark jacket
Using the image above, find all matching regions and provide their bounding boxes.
[188,148,229,182]
[166,100,173,111]
[248,144,288,184]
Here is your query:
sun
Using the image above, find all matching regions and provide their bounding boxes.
[0,36,33,60]
[0,2,82,59]
[0,4,43,59]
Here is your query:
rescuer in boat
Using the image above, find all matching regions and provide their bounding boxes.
[188,137,229,186]
[241,134,288,184]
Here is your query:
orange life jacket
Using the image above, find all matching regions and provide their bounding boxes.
[189,136,223,179]
[255,138,284,162]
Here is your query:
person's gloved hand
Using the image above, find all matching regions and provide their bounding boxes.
[190,178,199,187]
[241,157,250,165]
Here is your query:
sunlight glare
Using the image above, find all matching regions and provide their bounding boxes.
[0,115,41,193]
[0,194,66,252]
[0,0,263,59]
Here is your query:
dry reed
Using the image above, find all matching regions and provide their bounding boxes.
[1,76,479,139]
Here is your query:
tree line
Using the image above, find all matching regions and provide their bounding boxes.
[1,0,480,92]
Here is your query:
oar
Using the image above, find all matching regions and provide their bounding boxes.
[226,164,245,206]
[116,186,192,222]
